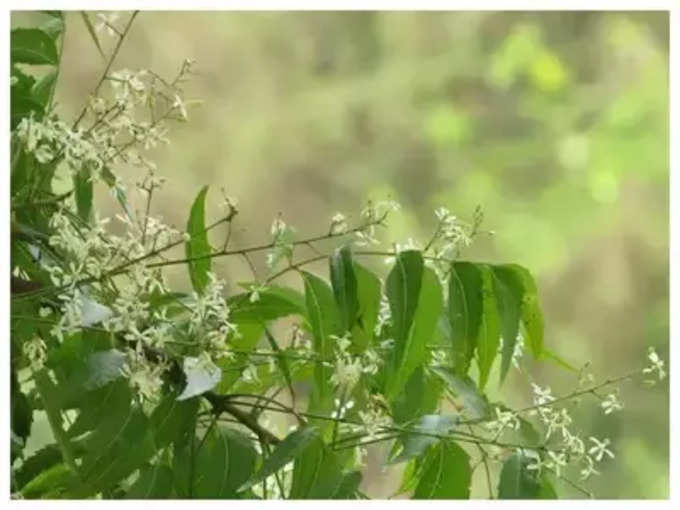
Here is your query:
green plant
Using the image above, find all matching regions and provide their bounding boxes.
[10,11,666,500]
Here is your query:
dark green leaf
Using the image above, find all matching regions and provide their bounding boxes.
[11,369,33,446]
[79,406,156,493]
[386,263,441,399]
[302,272,341,413]
[353,262,381,349]
[497,450,542,499]
[329,244,359,333]
[413,441,471,499]
[239,426,320,492]
[74,167,93,222]
[477,266,501,390]
[14,444,62,489]
[448,262,483,376]
[20,463,79,499]
[185,185,211,294]
[385,250,423,347]
[150,394,200,449]
[391,366,443,424]
[194,427,257,498]
[11,28,58,65]
[331,470,362,499]
[126,463,174,499]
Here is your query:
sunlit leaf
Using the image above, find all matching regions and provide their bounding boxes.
[448,262,483,376]
[11,28,58,65]
[330,244,359,333]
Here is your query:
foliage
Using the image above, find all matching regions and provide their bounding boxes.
[9,11,666,500]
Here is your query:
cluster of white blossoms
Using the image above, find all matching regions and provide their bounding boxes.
[329,212,348,235]
[188,272,238,359]
[374,292,392,336]
[354,199,400,247]
[642,347,666,384]
[328,332,381,391]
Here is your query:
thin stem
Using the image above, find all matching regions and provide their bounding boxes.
[72,11,140,130]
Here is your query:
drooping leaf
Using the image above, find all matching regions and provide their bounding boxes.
[386,263,441,399]
[430,367,490,420]
[413,441,471,499]
[67,379,132,439]
[177,355,222,401]
[20,463,80,499]
[491,265,524,384]
[448,261,483,376]
[290,437,350,499]
[239,426,320,492]
[331,470,362,499]
[11,369,33,447]
[497,450,543,499]
[476,266,501,390]
[194,427,257,498]
[185,185,212,294]
[14,443,63,490]
[329,244,359,333]
[509,264,545,357]
[390,414,459,464]
[125,463,174,499]
[11,28,58,65]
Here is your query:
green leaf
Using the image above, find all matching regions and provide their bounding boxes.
[386,250,423,346]
[216,323,263,392]
[11,369,33,447]
[125,463,174,499]
[80,12,106,59]
[289,433,325,498]
[74,167,93,222]
[194,427,257,498]
[185,185,211,294]
[329,244,359,333]
[391,366,443,424]
[227,286,306,323]
[13,444,63,490]
[448,261,483,376]
[430,367,490,420]
[34,370,79,475]
[31,69,58,108]
[331,470,362,499]
[11,28,58,65]
[476,266,501,390]
[540,347,577,372]
[353,262,381,349]
[264,327,295,404]
[497,450,543,499]
[291,439,350,499]
[386,262,441,399]
[391,414,459,464]
[150,394,199,449]
[413,441,471,499]
[239,426,320,492]
[302,272,341,413]
[79,406,156,493]
[20,463,79,499]
[510,264,544,357]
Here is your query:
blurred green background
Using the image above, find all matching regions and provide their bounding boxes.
[13,10,669,498]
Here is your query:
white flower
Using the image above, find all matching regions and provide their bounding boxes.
[34,144,54,164]
[329,212,348,235]
[330,354,362,391]
[580,455,601,480]
[270,215,286,238]
[23,336,47,371]
[642,347,666,383]
[172,94,188,120]
[531,383,555,405]
[588,437,614,461]
[330,398,354,419]
[600,392,624,415]
[546,451,567,477]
